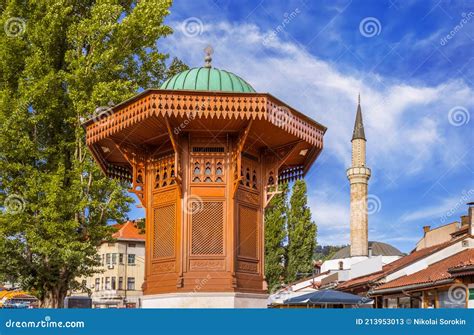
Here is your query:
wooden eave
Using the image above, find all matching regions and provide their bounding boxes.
[82,89,326,146]
[83,89,327,181]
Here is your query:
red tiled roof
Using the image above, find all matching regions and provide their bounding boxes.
[337,271,384,289]
[451,225,469,238]
[375,249,474,291]
[337,239,458,290]
[111,221,145,241]
[447,254,474,276]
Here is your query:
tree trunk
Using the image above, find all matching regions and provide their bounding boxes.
[40,286,67,308]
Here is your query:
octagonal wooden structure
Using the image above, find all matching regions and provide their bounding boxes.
[84,88,326,296]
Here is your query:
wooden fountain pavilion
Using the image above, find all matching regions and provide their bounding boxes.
[83,51,326,307]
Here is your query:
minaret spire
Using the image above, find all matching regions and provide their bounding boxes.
[347,95,371,257]
[352,94,366,141]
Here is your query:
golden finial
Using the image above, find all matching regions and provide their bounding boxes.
[204,45,213,68]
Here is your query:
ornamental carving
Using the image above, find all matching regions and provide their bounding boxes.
[153,188,177,204]
[237,261,258,273]
[85,92,324,148]
[152,261,176,273]
[189,259,226,271]
[237,189,259,205]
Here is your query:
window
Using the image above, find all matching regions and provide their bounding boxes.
[111,277,116,290]
[106,253,111,265]
[128,243,136,248]
[112,253,117,265]
[438,290,466,308]
[95,278,100,292]
[118,277,123,290]
[128,254,135,265]
[127,277,135,290]
[105,277,110,290]
[398,297,410,308]
[425,291,436,308]
[338,261,344,270]
[101,277,104,290]
[385,297,398,308]
[119,253,124,264]
[101,254,105,266]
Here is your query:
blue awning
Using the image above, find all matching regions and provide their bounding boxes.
[283,289,373,305]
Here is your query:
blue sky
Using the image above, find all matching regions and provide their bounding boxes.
[128,0,474,253]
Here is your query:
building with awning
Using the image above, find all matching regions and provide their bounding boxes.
[372,248,474,308]
[0,290,38,308]
[337,203,474,308]
[280,289,373,308]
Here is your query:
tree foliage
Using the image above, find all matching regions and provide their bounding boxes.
[264,180,317,288]
[286,180,317,283]
[264,183,288,293]
[0,0,186,307]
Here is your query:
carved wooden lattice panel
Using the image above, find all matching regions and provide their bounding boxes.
[238,205,258,259]
[191,202,224,255]
[152,154,175,190]
[190,156,225,184]
[240,157,259,190]
[153,205,176,258]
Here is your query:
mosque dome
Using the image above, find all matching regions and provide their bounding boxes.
[330,241,404,260]
[160,67,256,93]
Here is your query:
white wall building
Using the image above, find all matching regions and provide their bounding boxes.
[75,221,145,308]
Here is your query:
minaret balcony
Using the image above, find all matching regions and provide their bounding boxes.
[346,166,371,179]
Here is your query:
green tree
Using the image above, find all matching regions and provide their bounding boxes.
[0,0,185,307]
[286,180,317,283]
[264,183,288,293]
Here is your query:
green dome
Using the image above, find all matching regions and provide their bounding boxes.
[160,67,256,93]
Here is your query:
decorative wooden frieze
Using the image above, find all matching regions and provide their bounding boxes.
[279,166,304,183]
[85,92,324,149]
[106,164,132,182]
[237,189,259,205]
[189,259,226,271]
[153,188,177,204]
[151,261,176,273]
[237,260,258,273]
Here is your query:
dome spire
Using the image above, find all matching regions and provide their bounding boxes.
[204,45,213,68]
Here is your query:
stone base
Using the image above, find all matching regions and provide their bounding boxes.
[141,292,269,308]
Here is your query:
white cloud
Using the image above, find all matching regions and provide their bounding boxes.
[163,20,473,246]
[400,189,474,224]
[308,187,350,246]
[164,21,473,175]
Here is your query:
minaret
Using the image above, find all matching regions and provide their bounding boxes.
[347,95,371,257]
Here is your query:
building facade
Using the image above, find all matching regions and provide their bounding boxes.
[338,203,474,309]
[77,221,145,308]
